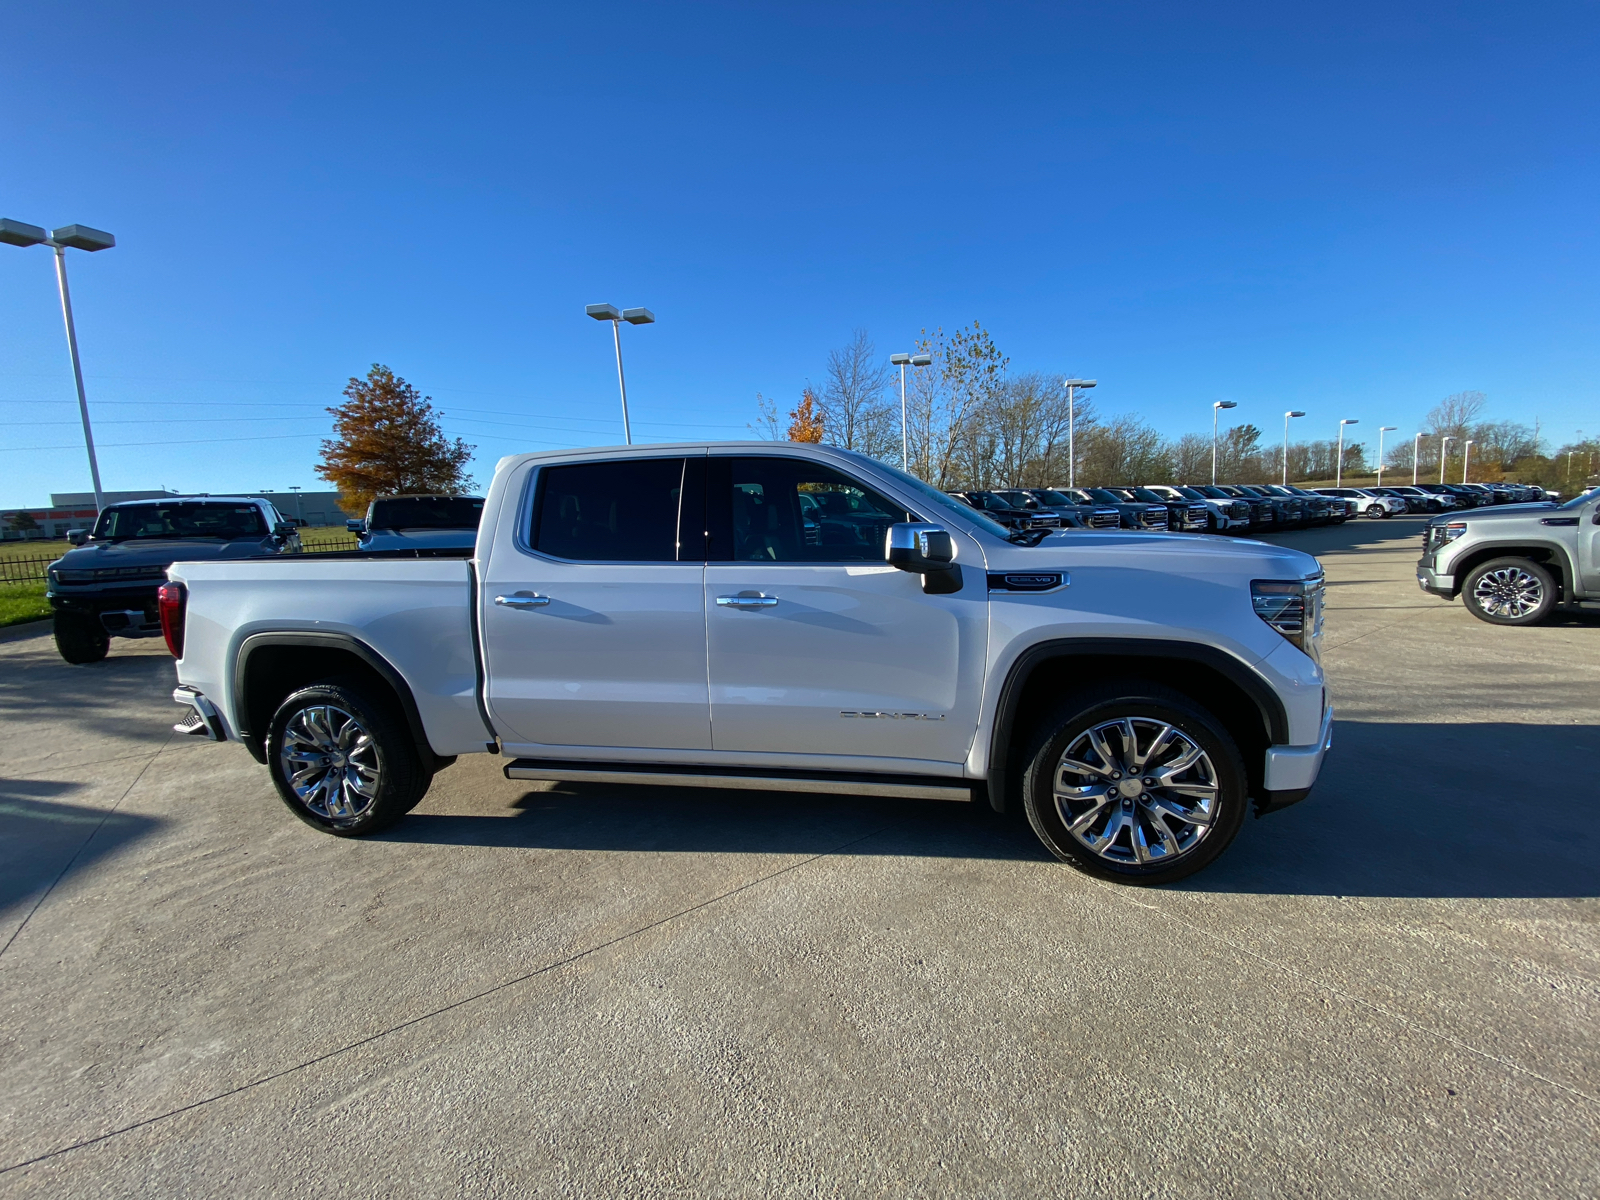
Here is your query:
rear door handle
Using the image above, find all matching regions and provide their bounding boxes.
[715,594,778,609]
[495,593,551,609]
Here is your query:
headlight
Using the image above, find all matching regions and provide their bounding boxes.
[1427,522,1467,551]
[1252,575,1325,661]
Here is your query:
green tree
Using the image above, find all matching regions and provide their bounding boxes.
[6,510,41,538]
[316,365,475,512]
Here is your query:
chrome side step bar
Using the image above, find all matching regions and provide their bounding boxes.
[172,685,225,741]
[502,758,973,802]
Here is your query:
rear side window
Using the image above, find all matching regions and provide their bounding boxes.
[532,458,687,561]
[369,496,484,530]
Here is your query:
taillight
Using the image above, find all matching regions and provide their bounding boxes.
[158,581,186,658]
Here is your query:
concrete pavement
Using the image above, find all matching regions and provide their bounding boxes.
[1,516,1595,1197]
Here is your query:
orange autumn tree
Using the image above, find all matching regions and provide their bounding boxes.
[317,365,475,512]
[787,387,826,443]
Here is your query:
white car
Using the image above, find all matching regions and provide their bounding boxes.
[1310,487,1407,518]
[163,443,1333,886]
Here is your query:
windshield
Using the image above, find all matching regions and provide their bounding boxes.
[1083,488,1125,505]
[1559,486,1600,511]
[993,490,1036,508]
[94,502,267,541]
[1130,488,1170,503]
[1033,489,1077,506]
[368,496,484,531]
[871,463,1011,539]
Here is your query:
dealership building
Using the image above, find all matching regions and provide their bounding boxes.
[1,489,358,539]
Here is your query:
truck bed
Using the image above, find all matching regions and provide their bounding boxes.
[168,556,487,756]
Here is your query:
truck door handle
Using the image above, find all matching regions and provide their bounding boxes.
[495,593,551,609]
[715,594,778,609]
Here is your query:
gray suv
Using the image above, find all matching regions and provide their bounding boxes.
[1417,487,1600,624]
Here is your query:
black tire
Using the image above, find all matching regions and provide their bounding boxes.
[1460,557,1557,626]
[1019,681,1249,886]
[266,679,432,836]
[53,612,109,665]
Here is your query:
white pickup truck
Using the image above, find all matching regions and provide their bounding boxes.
[164,443,1333,885]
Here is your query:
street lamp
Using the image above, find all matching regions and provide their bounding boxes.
[1064,379,1096,488]
[1282,411,1306,485]
[890,352,933,471]
[585,302,655,445]
[1,217,116,512]
[1375,426,1397,485]
[1439,435,1455,484]
[1412,432,1430,485]
[1335,418,1359,487]
[1211,401,1238,485]
[1462,439,1475,484]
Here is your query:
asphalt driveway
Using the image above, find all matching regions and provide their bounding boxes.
[2,516,1596,1198]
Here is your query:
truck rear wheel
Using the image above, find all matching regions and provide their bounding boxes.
[266,679,431,836]
[1019,682,1248,885]
[54,612,110,665]
[1461,557,1556,626]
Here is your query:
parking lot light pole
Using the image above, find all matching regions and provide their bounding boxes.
[585,303,654,445]
[1282,410,1306,485]
[1064,378,1096,488]
[1375,426,1397,485]
[891,352,933,472]
[1335,419,1359,487]
[1439,436,1454,483]
[1413,432,1429,485]
[1,218,116,512]
[1212,400,1238,485]
[1462,439,1474,484]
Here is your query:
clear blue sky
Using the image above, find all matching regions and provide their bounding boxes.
[2,1,1595,506]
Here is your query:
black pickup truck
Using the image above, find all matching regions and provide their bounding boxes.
[46,497,300,663]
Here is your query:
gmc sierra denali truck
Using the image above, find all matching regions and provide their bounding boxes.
[164,443,1333,886]
[1417,486,1600,625]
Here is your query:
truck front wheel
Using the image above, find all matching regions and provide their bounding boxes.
[1019,682,1248,885]
[1461,557,1556,626]
[266,679,431,836]
[53,612,109,664]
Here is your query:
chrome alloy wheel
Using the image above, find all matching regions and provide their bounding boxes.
[1472,566,1544,619]
[1053,717,1219,866]
[279,705,380,824]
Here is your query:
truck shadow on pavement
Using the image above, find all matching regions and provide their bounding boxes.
[385,718,1597,900]
[0,780,165,914]
[0,642,179,754]
[1187,719,1600,899]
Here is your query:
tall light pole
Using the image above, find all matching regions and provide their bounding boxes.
[1064,378,1096,488]
[1439,435,1454,484]
[890,352,933,472]
[1,218,116,512]
[1211,400,1238,485]
[1282,410,1306,485]
[585,303,655,445]
[1413,432,1429,485]
[1462,439,1474,484]
[1335,418,1359,487]
[1375,426,1397,485]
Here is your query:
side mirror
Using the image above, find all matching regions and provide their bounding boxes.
[346,518,365,534]
[66,529,88,546]
[887,522,961,594]
[273,522,297,537]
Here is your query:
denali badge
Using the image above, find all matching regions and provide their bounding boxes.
[840,711,946,720]
[987,571,1067,592]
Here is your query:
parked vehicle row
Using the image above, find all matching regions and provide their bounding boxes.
[951,483,1363,533]
[1312,481,1556,516]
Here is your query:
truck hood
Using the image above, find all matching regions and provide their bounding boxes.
[1433,502,1557,526]
[981,529,1320,581]
[52,537,279,571]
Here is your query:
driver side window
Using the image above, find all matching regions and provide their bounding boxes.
[710,458,911,563]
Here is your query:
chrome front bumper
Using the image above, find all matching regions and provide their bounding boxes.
[1261,703,1334,798]
[172,685,226,741]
